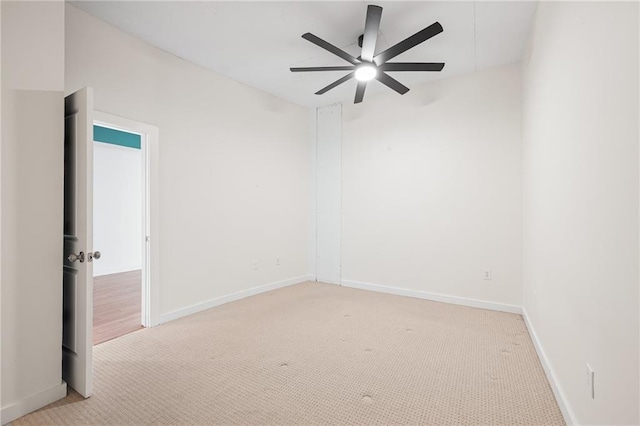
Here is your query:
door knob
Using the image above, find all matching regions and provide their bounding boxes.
[87,251,101,262]
[68,252,85,263]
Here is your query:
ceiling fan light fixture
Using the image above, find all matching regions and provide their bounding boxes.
[355,64,377,82]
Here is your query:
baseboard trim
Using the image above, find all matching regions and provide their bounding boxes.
[341,279,522,314]
[1,381,67,425]
[159,275,314,324]
[94,265,142,277]
[522,307,576,425]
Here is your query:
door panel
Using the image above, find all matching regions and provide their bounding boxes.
[63,87,94,398]
[62,268,78,352]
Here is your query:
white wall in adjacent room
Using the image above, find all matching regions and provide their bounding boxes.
[341,64,523,308]
[65,4,311,319]
[93,142,142,276]
[522,2,639,424]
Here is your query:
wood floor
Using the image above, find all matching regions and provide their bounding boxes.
[93,270,143,345]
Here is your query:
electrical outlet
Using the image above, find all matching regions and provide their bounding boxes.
[483,269,492,280]
[586,364,595,399]
[276,257,280,266]
[252,261,258,270]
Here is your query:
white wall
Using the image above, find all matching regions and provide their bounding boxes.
[1,1,67,423]
[316,104,342,284]
[0,1,3,414]
[340,64,523,308]
[522,2,639,424]
[307,108,317,279]
[93,142,142,276]
[65,4,311,318]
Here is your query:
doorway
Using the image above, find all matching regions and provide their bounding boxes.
[92,112,159,343]
[92,124,144,344]
[63,89,161,396]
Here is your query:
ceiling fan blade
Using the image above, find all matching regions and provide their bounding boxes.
[373,22,443,65]
[302,33,360,65]
[290,66,355,72]
[361,5,383,62]
[376,72,409,95]
[379,62,445,72]
[315,72,355,95]
[354,81,367,103]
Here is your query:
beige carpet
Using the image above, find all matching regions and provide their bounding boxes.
[15,282,564,425]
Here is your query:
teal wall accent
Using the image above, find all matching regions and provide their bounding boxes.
[94,125,141,149]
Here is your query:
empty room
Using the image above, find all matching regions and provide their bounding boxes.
[1,1,638,425]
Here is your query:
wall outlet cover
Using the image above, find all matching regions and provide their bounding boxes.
[586,363,594,399]
[483,269,492,280]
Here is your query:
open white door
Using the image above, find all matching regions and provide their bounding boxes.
[63,87,95,397]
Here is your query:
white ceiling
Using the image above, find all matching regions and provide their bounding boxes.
[70,1,537,108]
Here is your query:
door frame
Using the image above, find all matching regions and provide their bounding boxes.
[93,111,160,327]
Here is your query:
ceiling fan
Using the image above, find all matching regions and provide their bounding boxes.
[290,5,445,104]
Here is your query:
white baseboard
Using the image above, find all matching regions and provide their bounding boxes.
[94,265,142,277]
[341,279,522,314]
[522,307,576,426]
[1,381,67,425]
[159,275,314,324]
